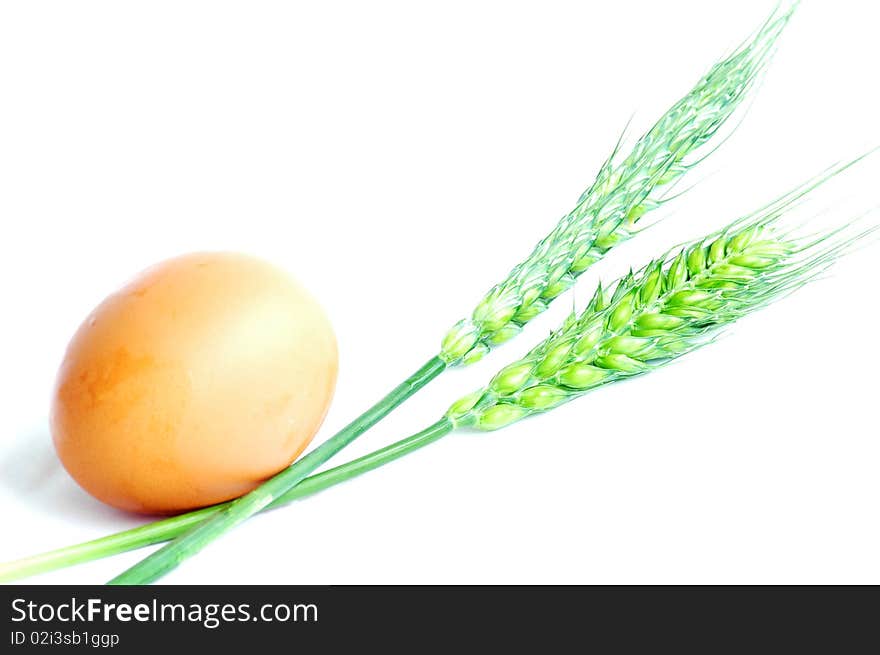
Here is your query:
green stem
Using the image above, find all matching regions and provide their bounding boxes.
[0,415,454,583]
[106,356,447,585]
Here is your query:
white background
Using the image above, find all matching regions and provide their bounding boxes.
[1,0,878,584]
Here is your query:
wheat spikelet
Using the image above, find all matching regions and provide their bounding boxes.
[440,4,796,365]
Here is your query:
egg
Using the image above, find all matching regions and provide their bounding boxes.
[50,252,338,514]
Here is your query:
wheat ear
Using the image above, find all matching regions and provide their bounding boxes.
[447,170,874,429]
[439,3,796,365]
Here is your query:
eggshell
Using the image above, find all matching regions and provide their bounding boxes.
[51,252,338,514]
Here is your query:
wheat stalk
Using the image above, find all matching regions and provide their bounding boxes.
[439,4,796,364]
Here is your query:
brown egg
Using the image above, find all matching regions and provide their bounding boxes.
[51,252,338,514]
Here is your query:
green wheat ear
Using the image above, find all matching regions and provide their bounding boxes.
[440,2,797,365]
[447,161,876,431]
